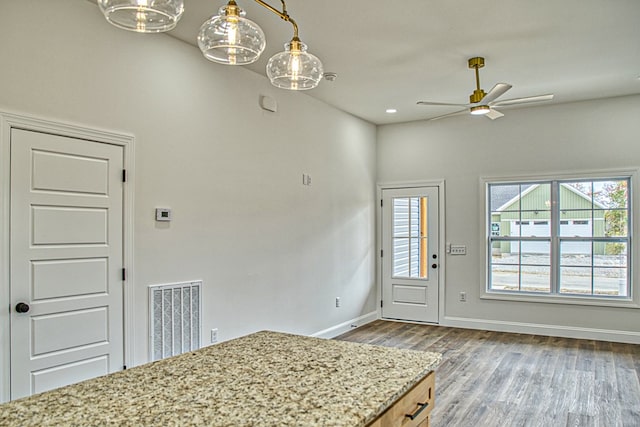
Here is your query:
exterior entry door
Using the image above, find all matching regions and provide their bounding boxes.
[10,128,124,399]
[381,187,439,323]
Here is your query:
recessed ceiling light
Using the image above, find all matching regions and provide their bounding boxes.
[386,108,397,114]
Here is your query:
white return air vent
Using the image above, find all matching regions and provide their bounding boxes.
[149,281,202,361]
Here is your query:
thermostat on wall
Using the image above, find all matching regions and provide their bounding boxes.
[155,208,172,222]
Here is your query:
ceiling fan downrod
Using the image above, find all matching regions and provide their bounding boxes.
[469,56,486,104]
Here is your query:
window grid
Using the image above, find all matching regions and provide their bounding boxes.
[487,178,631,299]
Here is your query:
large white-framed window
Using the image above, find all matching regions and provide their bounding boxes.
[484,173,635,306]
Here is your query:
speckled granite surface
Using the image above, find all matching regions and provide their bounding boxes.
[0,331,441,426]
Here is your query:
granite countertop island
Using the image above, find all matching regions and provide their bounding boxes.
[0,331,441,426]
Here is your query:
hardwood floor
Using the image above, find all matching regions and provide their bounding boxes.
[335,320,640,427]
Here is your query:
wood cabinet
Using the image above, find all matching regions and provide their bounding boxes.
[368,371,435,427]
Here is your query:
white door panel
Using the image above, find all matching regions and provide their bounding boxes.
[392,284,427,304]
[32,206,108,245]
[31,356,109,395]
[32,308,109,355]
[32,258,108,299]
[31,150,109,195]
[382,187,439,323]
[10,128,124,399]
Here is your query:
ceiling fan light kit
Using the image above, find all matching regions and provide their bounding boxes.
[470,105,490,115]
[417,56,554,121]
[98,0,323,91]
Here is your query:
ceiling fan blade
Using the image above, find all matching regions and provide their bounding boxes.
[417,101,469,107]
[480,83,512,104]
[491,94,554,107]
[428,109,468,121]
[485,108,504,120]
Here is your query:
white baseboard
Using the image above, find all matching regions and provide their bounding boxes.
[442,316,640,344]
[311,311,378,339]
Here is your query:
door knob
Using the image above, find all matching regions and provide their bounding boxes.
[15,302,30,313]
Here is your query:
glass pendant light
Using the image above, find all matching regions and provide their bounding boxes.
[266,38,323,90]
[98,0,184,33]
[97,0,323,91]
[198,1,266,65]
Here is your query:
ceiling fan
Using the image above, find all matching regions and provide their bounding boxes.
[417,57,554,120]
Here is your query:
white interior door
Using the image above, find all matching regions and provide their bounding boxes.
[381,187,439,323]
[10,128,124,399]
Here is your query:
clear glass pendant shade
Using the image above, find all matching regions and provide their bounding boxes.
[198,4,266,65]
[266,41,323,90]
[98,0,184,33]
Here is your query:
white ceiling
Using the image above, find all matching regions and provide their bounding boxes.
[163,0,640,125]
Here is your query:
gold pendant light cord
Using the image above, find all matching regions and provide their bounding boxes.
[253,0,299,40]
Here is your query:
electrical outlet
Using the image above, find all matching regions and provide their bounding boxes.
[335,297,341,308]
[210,328,218,344]
[459,292,467,302]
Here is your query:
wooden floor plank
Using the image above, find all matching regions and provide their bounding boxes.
[336,320,640,427]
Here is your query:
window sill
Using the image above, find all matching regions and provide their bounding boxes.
[481,290,640,309]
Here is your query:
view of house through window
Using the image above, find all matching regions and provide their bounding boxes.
[487,178,630,298]
[393,197,429,279]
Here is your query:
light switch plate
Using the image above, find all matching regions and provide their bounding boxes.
[450,245,466,255]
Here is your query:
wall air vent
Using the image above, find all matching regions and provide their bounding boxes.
[149,281,202,361]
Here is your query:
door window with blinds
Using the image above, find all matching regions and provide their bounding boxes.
[392,196,429,279]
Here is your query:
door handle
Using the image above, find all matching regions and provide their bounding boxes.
[15,302,30,313]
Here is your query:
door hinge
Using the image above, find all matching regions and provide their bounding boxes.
[122,268,126,281]
[123,365,127,370]
[380,249,383,257]
[122,169,127,182]
[380,199,383,207]
[380,300,383,308]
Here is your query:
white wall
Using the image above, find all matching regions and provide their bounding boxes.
[378,94,640,340]
[0,0,377,370]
